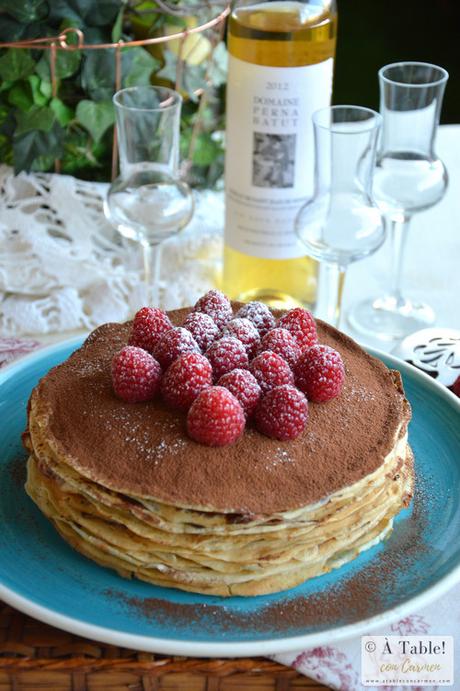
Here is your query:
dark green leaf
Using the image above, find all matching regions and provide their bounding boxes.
[0,49,35,83]
[0,80,13,94]
[157,50,178,84]
[80,50,114,101]
[0,106,15,132]
[0,17,23,42]
[61,129,104,174]
[36,50,81,81]
[15,106,55,135]
[48,0,122,28]
[76,99,114,142]
[7,82,34,111]
[122,47,159,87]
[13,122,64,172]
[50,97,74,126]
[31,154,55,172]
[81,47,158,101]
[183,64,207,102]
[1,0,48,23]
[111,5,124,42]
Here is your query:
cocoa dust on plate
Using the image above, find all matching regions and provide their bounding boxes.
[103,476,429,636]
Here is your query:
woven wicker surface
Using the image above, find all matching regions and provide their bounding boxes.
[0,601,330,690]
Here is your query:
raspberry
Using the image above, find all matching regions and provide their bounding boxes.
[194,290,232,330]
[128,307,172,353]
[222,318,260,358]
[154,327,200,370]
[205,336,249,381]
[236,301,275,337]
[112,346,161,403]
[217,368,261,418]
[249,351,294,394]
[183,312,220,353]
[161,352,213,411]
[259,327,301,369]
[278,308,318,350]
[255,385,309,441]
[450,375,460,398]
[187,386,245,447]
[295,344,345,402]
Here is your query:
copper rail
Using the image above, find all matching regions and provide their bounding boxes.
[0,5,231,177]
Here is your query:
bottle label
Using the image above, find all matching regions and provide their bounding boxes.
[225,54,333,260]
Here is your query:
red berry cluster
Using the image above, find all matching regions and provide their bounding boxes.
[111,291,345,447]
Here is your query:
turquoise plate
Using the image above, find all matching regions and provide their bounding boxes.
[1,338,459,656]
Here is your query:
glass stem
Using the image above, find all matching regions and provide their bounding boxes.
[387,215,411,307]
[320,262,347,328]
[141,239,162,307]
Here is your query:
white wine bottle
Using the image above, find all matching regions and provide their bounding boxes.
[223,0,337,309]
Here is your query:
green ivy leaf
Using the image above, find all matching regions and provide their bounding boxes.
[192,133,221,167]
[36,50,81,81]
[111,5,124,42]
[76,99,115,142]
[122,47,160,87]
[1,0,48,23]
[13,122,64,172]
[8,82,34,111]
[50,97,74,126]
[48,0,122,28]
[28,75,49,107]
[0,49,35,83]
[81,47,159,101]
[31,154,56,172]
[0,80,13,94]
[184,65,207,102]
[15,106,55,135]
[157,50,178,84]
[80,50,114,101]
[61,129,104,175]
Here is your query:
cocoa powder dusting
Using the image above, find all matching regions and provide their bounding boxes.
[103,479,427,637]
[9,454,27,488]
[33,305,410,514]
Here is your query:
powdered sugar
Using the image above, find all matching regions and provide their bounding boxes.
[183,312,219,352]
[193,290,232,330]
[205,336,249,381]
[236,301,275,336]
[222,318,260,357]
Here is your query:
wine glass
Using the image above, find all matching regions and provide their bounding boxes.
[295,105,384,328]
[349,62,449,340]
[104,86,194,307]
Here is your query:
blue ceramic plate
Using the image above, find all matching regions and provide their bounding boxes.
[1,338,459,656]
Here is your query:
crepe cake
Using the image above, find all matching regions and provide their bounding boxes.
[24,305,413,597]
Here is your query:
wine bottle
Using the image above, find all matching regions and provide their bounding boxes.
[224,0,338,309]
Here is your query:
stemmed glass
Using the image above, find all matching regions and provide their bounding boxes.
[349,62,449,340]
[295,105,384,328]
[104,86,194,306]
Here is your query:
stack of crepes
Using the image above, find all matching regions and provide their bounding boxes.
[24,307,413,597]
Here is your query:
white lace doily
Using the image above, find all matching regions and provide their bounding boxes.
[0,166,223,336]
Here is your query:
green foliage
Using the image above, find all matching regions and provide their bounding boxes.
[0,49,35,82]
[76,100,115,142]
[0,0,227,186]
